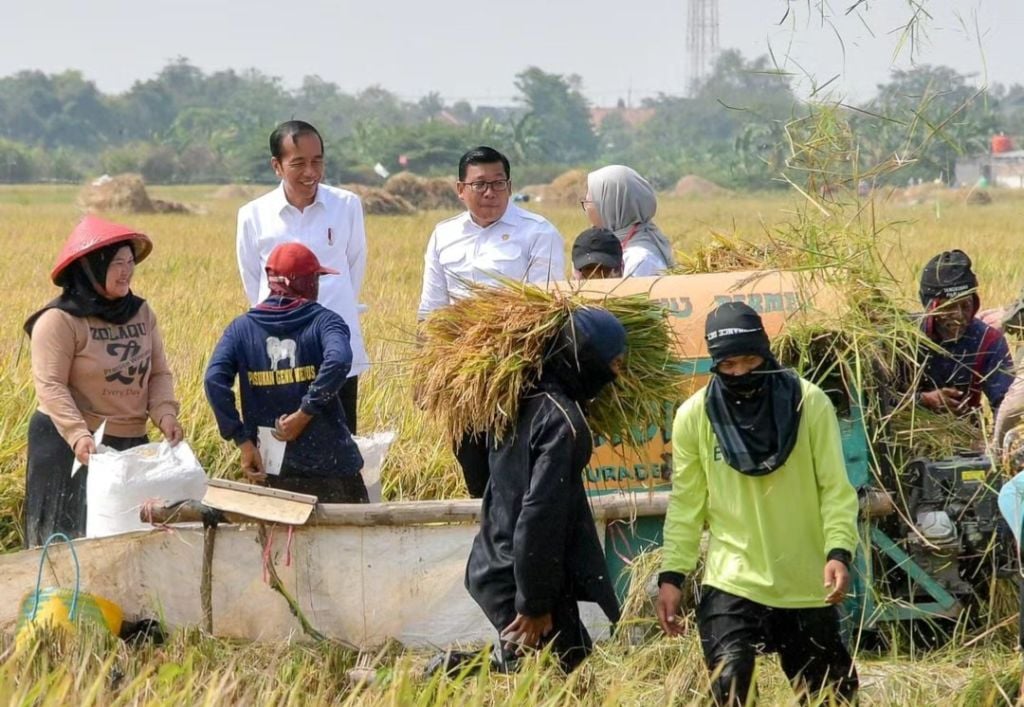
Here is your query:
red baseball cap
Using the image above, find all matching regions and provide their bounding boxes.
[265,242,338,277]
[51,215,152,285]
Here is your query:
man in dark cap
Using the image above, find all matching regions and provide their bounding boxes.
[917,249,1012,417]
[656,301,859,706]
[572,227,624,280]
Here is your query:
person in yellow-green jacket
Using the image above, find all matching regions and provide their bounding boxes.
[656,301,860,706]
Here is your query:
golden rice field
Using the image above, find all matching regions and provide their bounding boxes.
[2,184,1024,704]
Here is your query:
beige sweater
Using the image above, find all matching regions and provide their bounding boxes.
[30,303,179,448]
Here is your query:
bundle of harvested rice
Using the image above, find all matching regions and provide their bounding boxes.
[413,280,683,445]
[341,184,416,215]
[384,172,460,210]
[674,233,802,274]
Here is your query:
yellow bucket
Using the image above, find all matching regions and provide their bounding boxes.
[15,533,123,647]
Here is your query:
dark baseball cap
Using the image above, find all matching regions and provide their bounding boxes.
[572,227,623,270]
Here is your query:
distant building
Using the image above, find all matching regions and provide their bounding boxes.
[955,135,1024,188]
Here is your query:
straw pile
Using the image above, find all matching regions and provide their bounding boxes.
[78,174,192,214]
[672,175,731,199]
[211,184,260,200]
[413,280,683,445]
[341,184,416,215]
[384,172,460,210]
[531,169,588,206]
[674,233,802,274]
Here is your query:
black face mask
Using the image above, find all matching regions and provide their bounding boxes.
[716,364,769,398]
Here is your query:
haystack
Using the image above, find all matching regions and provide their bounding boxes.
[965,188,992,206]
[384,172,460,210]
[341,184,416,216]
[78,174,192,214]
[414,280,683,445]
[672,175,730,198]
[543,169,589,206]
[211,184,260,201]
[79,174,153,213]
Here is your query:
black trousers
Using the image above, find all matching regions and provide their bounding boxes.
[455,431,490,498]
[486,595,593,674]
[24,411,148,548]
[268,474,369,503]
[339,375,358,435]
[697,586,858,706]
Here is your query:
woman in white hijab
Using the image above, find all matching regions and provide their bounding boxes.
[583,165,675,277]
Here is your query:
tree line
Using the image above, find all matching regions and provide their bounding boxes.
[2,52,1022,189]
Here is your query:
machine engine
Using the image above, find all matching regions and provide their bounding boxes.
[899,454,1012,600]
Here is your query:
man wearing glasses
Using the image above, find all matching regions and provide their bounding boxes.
[417,145,565,497]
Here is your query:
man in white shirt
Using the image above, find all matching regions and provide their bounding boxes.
[236,120,367,433]
[418,146,565,496]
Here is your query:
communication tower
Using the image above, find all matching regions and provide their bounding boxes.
[687,0,720,94]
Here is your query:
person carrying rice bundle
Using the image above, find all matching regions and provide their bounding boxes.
[465,307,625,673]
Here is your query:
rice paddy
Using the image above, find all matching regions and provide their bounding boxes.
[3,183,1024,703]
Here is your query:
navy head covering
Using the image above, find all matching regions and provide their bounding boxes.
[542,307,626,402]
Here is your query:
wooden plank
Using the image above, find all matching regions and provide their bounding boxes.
[145,493,669,528]
[310,493,669,526]
[203,484,315,526]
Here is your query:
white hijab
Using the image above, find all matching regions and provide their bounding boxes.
[587,165,675,268]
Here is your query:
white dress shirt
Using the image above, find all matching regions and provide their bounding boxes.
[417,204,565,319]
[623,246,668,277]
[236,182,368,377]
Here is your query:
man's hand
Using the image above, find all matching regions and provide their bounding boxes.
[73,435,96,466]
[824,559,850,605]
[238,440,266,484]
[500,613,553,655]
[272,410,312,442]
[159,414,184,446]
[919,387,965,413]
[656,583,686,636]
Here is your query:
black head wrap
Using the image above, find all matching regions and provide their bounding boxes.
[541,307,626,403]
[919,249,980,310]
[24,242,145,336]
[703,302,803,476]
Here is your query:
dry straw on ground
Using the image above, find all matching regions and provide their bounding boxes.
[384,172,461,211]
[413,280,683,446]
[78,173,193,214]
[341,184,416,215]
[672,174,731,199]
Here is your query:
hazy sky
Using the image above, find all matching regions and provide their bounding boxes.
[2,1,1021,105]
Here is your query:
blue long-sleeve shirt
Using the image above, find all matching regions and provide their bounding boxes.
[204,296,363,477]
[921,318,1013,413]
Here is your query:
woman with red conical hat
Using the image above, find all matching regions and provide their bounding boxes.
[22,215,182,547]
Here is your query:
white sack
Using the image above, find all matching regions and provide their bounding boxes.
[354,431,396,503]
[86,441,207,538]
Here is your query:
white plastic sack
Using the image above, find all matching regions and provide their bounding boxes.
[354,431,396,503]
[86,441,208,538]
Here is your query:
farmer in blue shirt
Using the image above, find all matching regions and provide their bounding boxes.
[204,242,366,502]
[917,249,1013,417]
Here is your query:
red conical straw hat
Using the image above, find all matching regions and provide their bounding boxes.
[50,215,153,285]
